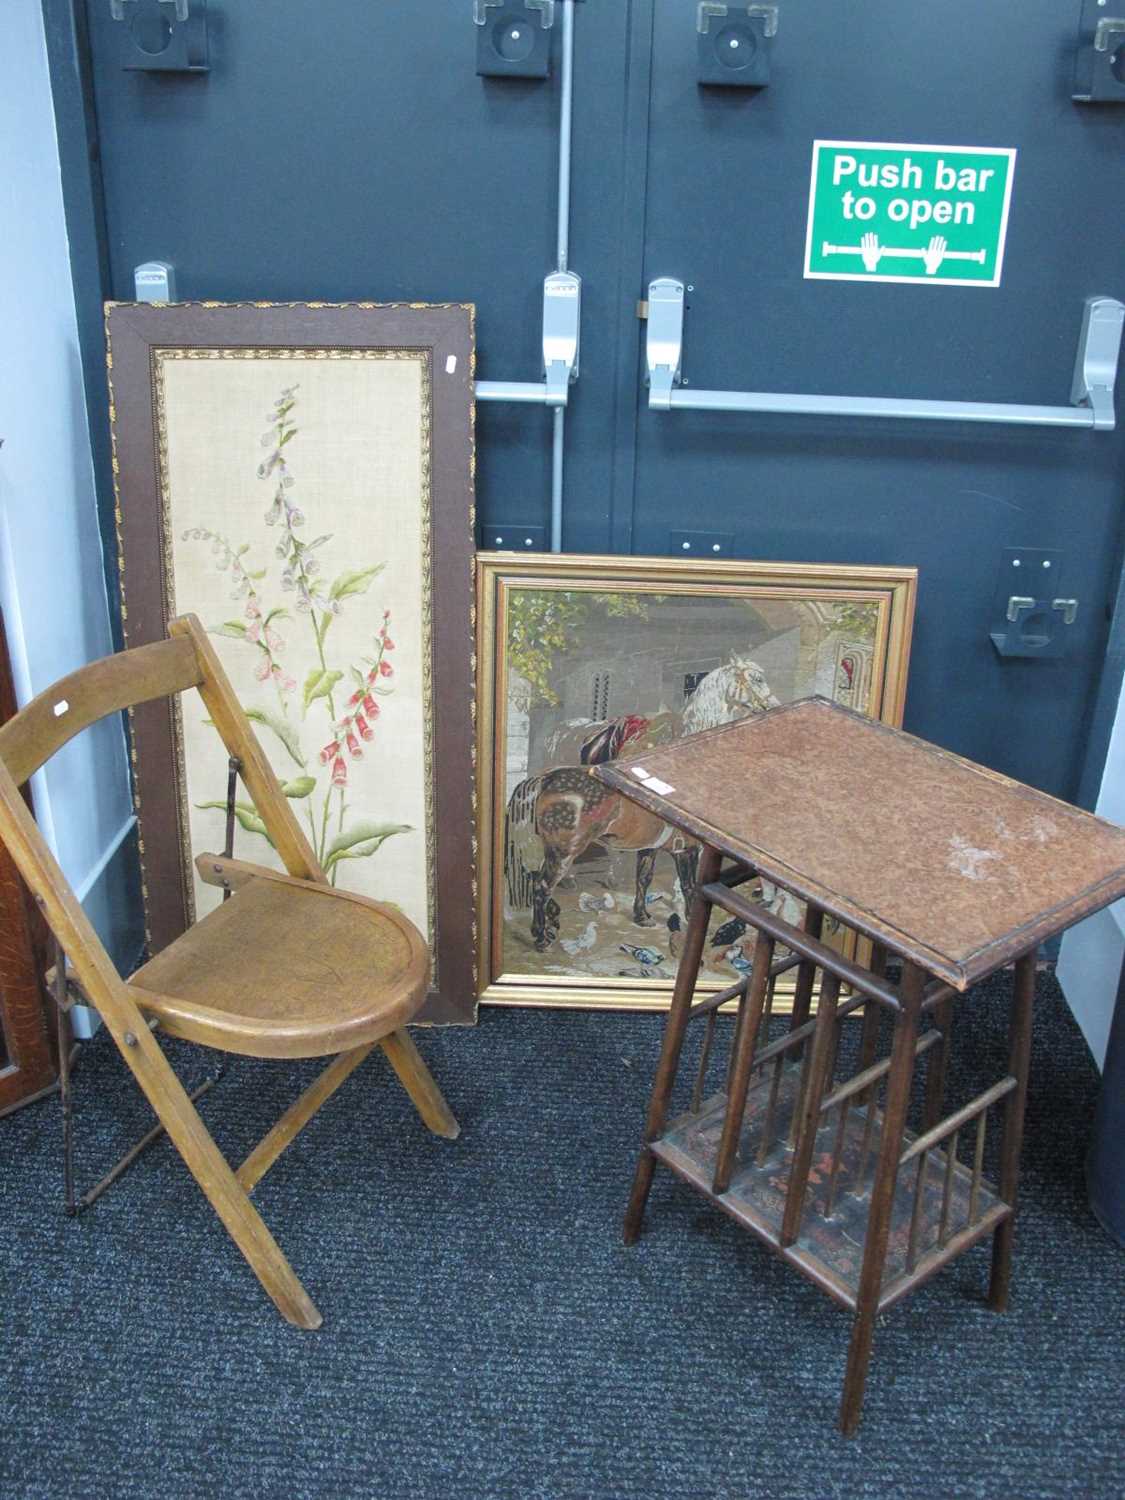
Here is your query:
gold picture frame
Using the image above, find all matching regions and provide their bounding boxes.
[476,552,917,1011]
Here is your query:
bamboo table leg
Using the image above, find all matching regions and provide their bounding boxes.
[711,933,775,1196]
[839,963,924,1436]
[787,904,825,1040]
[988,949,1036,1313]
[624,844,722,1244]
[923,993,955,1132]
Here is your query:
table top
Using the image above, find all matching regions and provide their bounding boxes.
[593,697,1125,990]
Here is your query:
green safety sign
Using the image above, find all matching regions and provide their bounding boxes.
[804,140,1016,287]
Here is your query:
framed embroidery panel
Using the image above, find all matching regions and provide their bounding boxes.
[107,301,476,1024]
[476,552,917,1011]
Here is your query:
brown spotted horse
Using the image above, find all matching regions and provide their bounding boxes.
[530,768,699,950]
[526,657,779,951]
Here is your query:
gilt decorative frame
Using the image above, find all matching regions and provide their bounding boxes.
[476,552,917,1011]
[106,301,476,1024]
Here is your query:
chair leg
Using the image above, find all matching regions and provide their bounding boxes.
[380,1028,460,1140]
[56,990,76,1217]
[237,1044,376,1193]
[111,1025,323,1329]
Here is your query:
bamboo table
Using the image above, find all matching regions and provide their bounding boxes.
[594,697,1125,1434]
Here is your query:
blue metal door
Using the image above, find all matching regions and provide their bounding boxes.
[631,0,1125,793]
[64,0,1125,797]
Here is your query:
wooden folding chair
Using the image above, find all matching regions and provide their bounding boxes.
[0,614,458,1328]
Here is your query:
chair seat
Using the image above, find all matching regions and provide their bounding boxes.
[129,874,429,1059]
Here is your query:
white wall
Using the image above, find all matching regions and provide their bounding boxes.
[1057,685,1125,1070]
[0,5,134,941]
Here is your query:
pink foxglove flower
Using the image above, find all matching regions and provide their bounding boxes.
[379,659,394,678]
[345,729,363,759]
[355,712,374,742]
[254,656,271,682]
[319,740,340,765]
[331,755,348,789]
[362,694,380,718]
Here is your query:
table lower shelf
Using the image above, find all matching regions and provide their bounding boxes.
[652,1062,1010,1313]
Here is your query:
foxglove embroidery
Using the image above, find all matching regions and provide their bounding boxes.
[185,385,410,883]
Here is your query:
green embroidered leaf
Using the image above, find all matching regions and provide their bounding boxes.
[210,620,249,640]
[195,800,273,845]
[324,821,411,871]
[328,563,386,602]
[281,776,317,799]
[302,668,343,714]
[244,706,307,768]
[264,607,292,626]
[316,611,335,649]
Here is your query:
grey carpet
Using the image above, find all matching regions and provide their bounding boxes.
[2,971,1123,1499]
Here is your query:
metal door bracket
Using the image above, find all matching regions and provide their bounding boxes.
[1074,2,1125,102]
[111,0,208,73]
[477,523,546,551]
[670,530,734,556]
[989,550,1076,658]
[475,0,555,78]
[644,279,1124,431]
[697,4,778,87]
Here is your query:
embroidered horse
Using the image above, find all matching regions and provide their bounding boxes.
[530,767,701,949]
[527,659,778,950]
[682,656,779,736]
[505,714,676,929]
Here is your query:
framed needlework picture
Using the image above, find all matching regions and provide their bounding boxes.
[106,301,476,1023]
[476,553,917,1011]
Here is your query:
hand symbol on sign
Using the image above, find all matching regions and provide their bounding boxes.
[860,231,883,273]
[922,235,948,276]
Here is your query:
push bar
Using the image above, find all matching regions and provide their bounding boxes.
[645,278,1125,431]
[476,380,555,404]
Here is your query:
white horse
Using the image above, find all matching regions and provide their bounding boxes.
[682,656,779,737]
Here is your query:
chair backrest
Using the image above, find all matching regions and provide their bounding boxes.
[0,636,201,789]
[0,614,325,1031]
